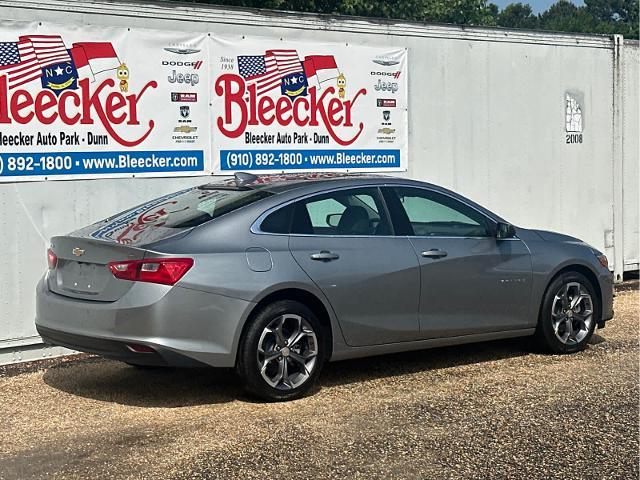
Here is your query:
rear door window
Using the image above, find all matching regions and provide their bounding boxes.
[290,188,391,236]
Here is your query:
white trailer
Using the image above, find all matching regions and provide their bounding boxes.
[0,0,637,364]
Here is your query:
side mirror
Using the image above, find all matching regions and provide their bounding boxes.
[326,213,342,228]
[495,222,517,239]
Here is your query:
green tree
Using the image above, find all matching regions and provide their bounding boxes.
[583,0,639,37]
[585,0,638,23]
[497,3,538,29]
[538,0,596,33]
[196,0,498,24]
[179,0,639,38]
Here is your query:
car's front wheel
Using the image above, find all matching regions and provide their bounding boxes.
[236,300,326,401]
[536,272,599,353]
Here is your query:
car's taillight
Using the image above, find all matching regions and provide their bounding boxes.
[107,258,193,286]
[47,248,58,269]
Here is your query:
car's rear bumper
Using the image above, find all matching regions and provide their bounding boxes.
[37,325,208,367]
[35,277,254,368]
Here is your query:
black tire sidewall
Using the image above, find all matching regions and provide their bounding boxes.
[237,300,326,401]
[538,272,599,354]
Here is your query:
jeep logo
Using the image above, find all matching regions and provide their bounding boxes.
[167,70,200,86]
[374,79,399,93]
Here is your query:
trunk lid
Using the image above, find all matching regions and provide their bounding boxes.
[48,236,147,302]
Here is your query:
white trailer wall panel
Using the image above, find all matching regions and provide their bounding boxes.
[405,38,615,257]
[0,0,637,363]
[623,41,639,271]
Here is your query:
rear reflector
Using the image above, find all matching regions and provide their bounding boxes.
[108,258,194,286]
[126,343,156,354]
[597,254,609,269]
[47,248,58,269]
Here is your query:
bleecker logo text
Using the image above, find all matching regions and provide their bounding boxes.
[0,76,157,147]
[215,74,366,146]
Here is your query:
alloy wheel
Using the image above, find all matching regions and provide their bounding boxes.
[551,281,594,345]
[257,314,318,390]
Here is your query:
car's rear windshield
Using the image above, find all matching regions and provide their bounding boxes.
[165,188,272,228]
[86,186,272,245]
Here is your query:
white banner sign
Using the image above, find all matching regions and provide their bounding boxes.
[0,20,210,181]
[211,36,408,173]
[0,21,408,182]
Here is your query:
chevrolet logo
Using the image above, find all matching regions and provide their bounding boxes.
[174,125,197,134]
[72,247,85,257]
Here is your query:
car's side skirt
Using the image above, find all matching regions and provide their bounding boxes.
[329,328,536,362]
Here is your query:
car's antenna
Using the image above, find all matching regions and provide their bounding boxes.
[234,172,259,188]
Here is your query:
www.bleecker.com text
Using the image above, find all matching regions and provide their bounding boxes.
[0,131,109,147]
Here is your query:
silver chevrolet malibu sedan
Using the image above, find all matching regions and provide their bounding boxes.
[36,173,614,401]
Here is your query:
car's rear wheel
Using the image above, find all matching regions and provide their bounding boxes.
[236,300,326,401]
[536,272,599,353]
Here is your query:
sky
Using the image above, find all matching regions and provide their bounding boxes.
[492,0,584,14]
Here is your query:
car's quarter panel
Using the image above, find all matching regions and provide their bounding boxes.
[145,207,352,359]
[409,237,533,338]
[151,210,320,301]
[289,235,421,346]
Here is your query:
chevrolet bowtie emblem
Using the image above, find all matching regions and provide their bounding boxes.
[72,247,85,257]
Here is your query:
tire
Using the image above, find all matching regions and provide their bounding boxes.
[535,271,600,354]
[236,300,326,401]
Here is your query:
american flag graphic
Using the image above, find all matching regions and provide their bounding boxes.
[0,35,71,90]
[238,49,304,96]
[0,39,42,89]
[21,35,72,69]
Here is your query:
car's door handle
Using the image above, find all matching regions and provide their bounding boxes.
[310,251,340,262]
[421,249,448,259]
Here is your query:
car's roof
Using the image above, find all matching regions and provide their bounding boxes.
[201,172,392,193]
[199,172,506,224]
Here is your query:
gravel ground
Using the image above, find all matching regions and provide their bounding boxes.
[0,284,638,480]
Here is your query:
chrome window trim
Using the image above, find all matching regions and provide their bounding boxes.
[250,183,520,241]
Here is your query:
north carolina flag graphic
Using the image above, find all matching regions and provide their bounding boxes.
[69,44,93,81]
[303,55,339,86]
[71,42,120,76]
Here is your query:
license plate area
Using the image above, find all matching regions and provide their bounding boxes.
[59,260,108,295]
